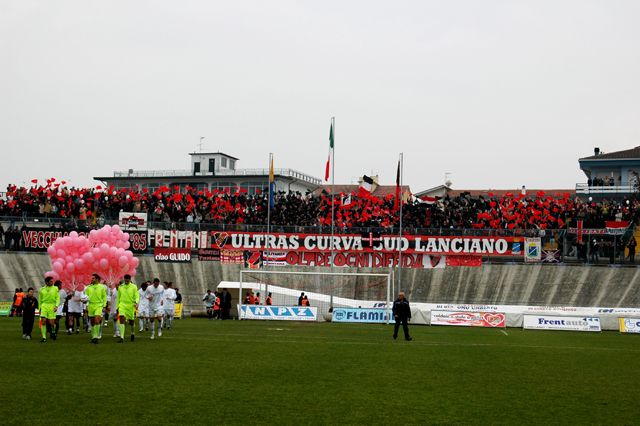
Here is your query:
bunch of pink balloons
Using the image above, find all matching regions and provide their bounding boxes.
[87,224,139,285]
[45,231,93,291]
[45,225,140,291]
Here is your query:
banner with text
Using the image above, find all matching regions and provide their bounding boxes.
[332,308,393,323]
[21,228,91,252]
[153,247,192,263]
[523,315,601,332]
[430,310,506,328]
[209,231,520,256]
[238,305,317,321]
[118,212,148,230]
[619,318,640,334]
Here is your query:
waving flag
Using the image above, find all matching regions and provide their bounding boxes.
[325,121,334,182]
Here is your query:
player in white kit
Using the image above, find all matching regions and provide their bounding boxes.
[144,278,164,339]
[67,289,88,334]
[110,281,120,338]
[138,282,150,332]
[161,282,177,331]
[55,281,67,336]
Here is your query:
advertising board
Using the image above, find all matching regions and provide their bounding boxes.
[523,315,601,332]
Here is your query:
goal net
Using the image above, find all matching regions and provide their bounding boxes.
[238,270,392,322]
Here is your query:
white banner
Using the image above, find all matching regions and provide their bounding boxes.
[524,238,541,263]
[619,318,640,334]
[424,304,640,316]
[523,315,601,332]
[238,305,317,321]
[430,310,506,328]
[118,212,148,230]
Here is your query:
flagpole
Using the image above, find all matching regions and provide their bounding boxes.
[330,117,335,311]
[398,152,404,294]
[266,153,273,270]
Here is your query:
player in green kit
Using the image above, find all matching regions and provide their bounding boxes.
[117,274,140,343]
[85,273,107,344]
[39,276,60,342]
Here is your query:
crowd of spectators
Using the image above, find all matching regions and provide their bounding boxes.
[588,177,616,187]
[1,181,640,233]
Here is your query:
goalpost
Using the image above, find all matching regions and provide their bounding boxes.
[238,270,393,323]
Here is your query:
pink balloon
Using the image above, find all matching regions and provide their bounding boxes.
[53,261,64,273]
[99,259,109,269]
[47,246,56,256]
[124,241,130,249]
[57,249,67,258]
[131,257,139,268]
[69,231,79,239]
[118,256,128,267]
[66,263,75,273]
[130,268,137,277]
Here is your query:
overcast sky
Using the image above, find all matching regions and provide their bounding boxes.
[2,0,640,193]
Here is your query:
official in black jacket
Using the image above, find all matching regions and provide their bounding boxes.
[392,292,412,341]
[21,287,39,340]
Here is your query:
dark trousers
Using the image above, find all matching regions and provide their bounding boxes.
[22,314,35,336]
[394,317,410,339]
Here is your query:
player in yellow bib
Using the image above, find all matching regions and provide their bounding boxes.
[39,276,60,342]
[84,274,108,344]
[117,274,140,343]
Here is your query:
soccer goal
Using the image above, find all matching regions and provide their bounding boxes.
[238,270,392,323]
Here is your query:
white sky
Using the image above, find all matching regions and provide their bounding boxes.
[2,0,640,192]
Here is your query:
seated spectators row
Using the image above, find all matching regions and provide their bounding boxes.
[1,182,639,231]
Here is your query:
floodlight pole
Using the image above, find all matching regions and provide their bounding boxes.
[397,152,404,294]
[330,117,336,311]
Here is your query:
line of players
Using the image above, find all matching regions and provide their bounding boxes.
[36,274,177,343]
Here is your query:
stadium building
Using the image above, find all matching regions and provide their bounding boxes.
[93,152,322,195]
[577,146,640,199]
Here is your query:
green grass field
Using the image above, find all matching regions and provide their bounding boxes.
[1,317,639,425]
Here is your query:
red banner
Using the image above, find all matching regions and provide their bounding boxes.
[153,248,192,263]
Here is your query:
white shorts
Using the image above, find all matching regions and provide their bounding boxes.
[164,306,174,316]
[138,305,150,317]
[149,306,163,318]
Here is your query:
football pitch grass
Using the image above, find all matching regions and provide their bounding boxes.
[1,318,639,425]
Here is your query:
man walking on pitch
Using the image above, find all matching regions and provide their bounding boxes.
[162,282,177,331]
[138,282,150,332]
[392,292,412,341]
[145,278,164,339]
[85,274,108,344]
[117,274,140,343]
[39,277,60,343]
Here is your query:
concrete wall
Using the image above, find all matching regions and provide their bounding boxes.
[1,252,639,310]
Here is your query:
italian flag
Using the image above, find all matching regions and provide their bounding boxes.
[325,122,334,182]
